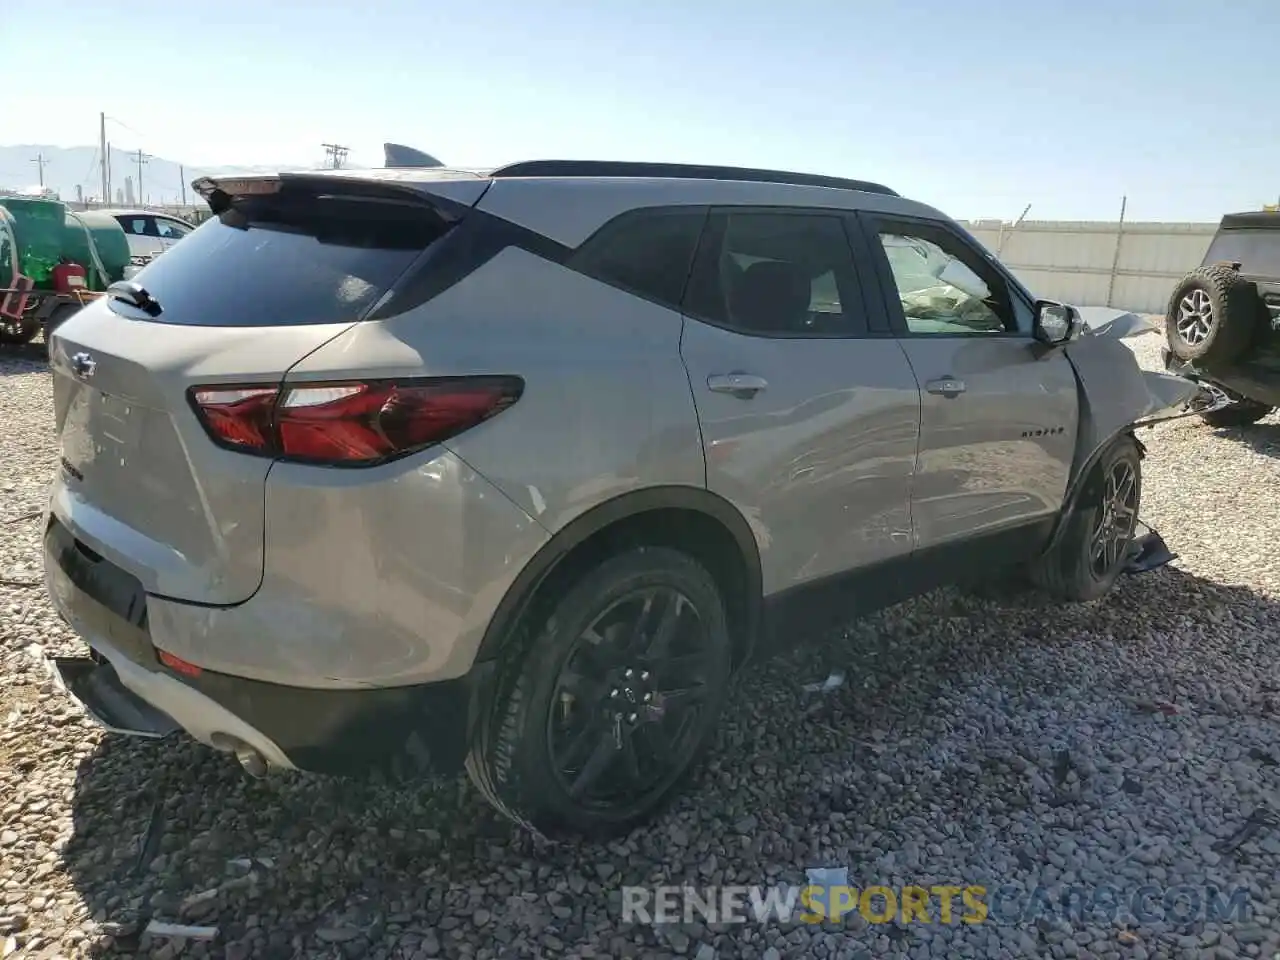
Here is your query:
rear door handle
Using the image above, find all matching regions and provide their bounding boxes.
[925,376,966,398]
[707,373,769,398]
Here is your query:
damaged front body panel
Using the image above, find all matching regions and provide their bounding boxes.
[1066,307,1201,458]
[1046,306,1198,574]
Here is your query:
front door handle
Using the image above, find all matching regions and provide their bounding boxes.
[925,376,966,398]
[707,373,769,398]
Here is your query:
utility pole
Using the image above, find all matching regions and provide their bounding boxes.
[1105,195,1128,309]
[321,143,349,169]
[99,112,109,204]
[179,164,187,205]
[31,152,48,188]
[133,149,150,206]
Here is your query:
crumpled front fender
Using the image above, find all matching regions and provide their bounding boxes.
[1062,308,1199,485]
[1034,307,1197,558]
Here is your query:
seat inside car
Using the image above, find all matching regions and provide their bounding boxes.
[729,259,812,333]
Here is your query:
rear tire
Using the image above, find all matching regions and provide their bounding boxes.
[466,546,733,838]
[1200,399,1273,428]
[1032,435,1142,603]
[1164,265,1260,366]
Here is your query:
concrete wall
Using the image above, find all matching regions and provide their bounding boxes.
[960,219,1218,315]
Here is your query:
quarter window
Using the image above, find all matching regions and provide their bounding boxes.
[875,227,1015,335]
[567,208,706,311]
[684,212,864,336]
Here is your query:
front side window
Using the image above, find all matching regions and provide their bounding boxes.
[876,227,1014,335]
[684,211,864,336]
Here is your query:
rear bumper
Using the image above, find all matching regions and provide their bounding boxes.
[1162,348,1280,409]
[43,515,484,777]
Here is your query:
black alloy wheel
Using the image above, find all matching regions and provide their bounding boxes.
[546,585,717,809]
[466,547,734,837]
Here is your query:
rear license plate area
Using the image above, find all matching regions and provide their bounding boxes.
[45,517,155,667]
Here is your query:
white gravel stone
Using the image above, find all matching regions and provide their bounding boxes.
[2,327,1279,958]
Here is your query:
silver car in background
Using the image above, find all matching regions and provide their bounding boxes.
[43,160,1194,837]
[100,207,195,275]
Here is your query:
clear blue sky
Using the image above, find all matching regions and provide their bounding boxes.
[4,0,1277,220]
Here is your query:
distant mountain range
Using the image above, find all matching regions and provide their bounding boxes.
[0,144,315,205]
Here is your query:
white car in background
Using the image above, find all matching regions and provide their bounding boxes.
[101,209,195,275]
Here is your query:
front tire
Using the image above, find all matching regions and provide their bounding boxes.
[1201,399,1273,428]
[1033,435,1142,602]
[466,547,733,838]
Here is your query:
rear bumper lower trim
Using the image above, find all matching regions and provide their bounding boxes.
[50,656,179,738]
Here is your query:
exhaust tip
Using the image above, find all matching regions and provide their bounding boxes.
[211,733,269,778]
[235,743,268,779]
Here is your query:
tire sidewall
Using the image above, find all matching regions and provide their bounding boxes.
[497,547,732,835]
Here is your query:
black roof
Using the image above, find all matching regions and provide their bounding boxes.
[1220,211,1280,230]
[488,160,898,197]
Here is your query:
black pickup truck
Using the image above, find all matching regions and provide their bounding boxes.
[1163,211,1280,427]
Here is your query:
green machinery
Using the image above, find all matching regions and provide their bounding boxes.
[0,196,132,346]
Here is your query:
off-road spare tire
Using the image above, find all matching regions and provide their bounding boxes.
[1164,264,1259,366]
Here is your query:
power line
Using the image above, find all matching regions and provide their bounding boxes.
[321,143,349,170]
[105,115,149,139]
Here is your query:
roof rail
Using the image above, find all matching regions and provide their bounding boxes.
[488,160,898,197]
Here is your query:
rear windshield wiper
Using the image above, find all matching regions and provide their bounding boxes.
[107,281,164,318]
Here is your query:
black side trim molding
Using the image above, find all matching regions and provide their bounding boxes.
[759,516,1056,657]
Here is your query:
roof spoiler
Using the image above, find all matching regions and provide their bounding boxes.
[384,143,444,168]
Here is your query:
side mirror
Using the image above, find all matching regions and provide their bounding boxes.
[1033,300,1079,345]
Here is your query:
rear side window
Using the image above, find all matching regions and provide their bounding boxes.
[1205,229,1280,277]
[567,208,706,310]
[683,211,866,336]
[119,191,448,326]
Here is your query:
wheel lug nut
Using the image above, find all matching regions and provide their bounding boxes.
[643,693,652,701]
[640,671,650,680]
[628,713,637,722]
[624,668,634,678]
[610,689,619,698]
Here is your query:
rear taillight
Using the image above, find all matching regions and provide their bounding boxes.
[188,377,523,467]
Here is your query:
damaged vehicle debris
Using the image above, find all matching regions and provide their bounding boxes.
[41,155,1197,837]
[1162,210,1280,427]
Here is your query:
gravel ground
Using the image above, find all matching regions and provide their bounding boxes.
[2,330,1280,960]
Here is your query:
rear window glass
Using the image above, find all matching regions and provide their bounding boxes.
[117,192,448,326]
[1205,229,1280,277]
